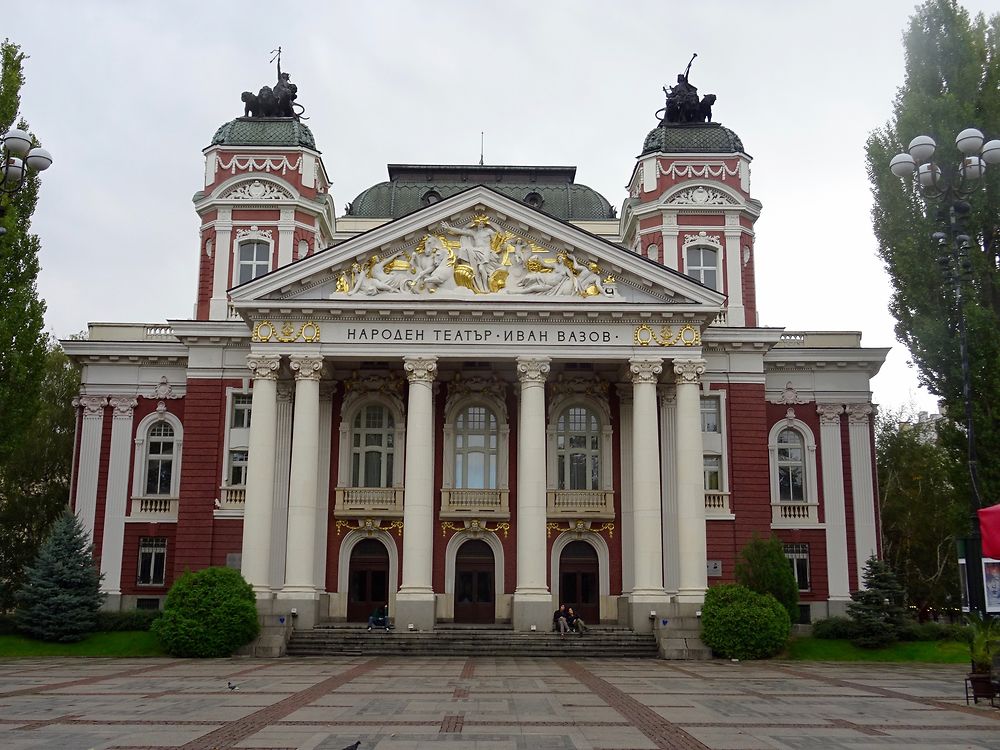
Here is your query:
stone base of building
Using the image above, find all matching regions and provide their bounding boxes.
[626,594,674,634]
[100,594,122,612]
[512,593,553,632]
[394,593,436,631]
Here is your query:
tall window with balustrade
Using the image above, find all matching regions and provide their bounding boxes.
[454,405,498,489]
[145,422,175,496]
[351,404,395,488]
[776,428,806,502]
[556,406,601,491]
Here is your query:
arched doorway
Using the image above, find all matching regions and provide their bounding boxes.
[346,538,389,622]
[559,540,599,624]
[454,539,495,623]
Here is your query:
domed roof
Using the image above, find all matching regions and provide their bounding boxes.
[641,122,744,156]
[210,117,316,150]
[347,165,615,221]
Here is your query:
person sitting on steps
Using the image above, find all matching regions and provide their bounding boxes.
[367,605,389,632]
[566,607,587,635]
[552,604,570,635]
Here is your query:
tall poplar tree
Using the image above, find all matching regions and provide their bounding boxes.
[0,39,47,466]
[866,1,1000,506]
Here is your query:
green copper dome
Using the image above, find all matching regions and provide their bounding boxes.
[641,122,744,156]
[210,117,317,150]
[347,164,616,221]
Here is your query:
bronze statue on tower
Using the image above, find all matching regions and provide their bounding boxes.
[240,47,306,120]
[659,54,716,125]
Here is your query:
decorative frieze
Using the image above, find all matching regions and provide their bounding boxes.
[816,403,844,425]
[516,357,550,384]
[73,395,108,417]
[846,403,874,424]
[149,376,180,401]
[289,355,324,381]
[630,358,664,385]
[247,354,281,380]
[223,180,292,201]
[668,187,735,205]
[403,357,438,383]
[672,359,705,385]
[634,323,701,347]
[108,396,138,419]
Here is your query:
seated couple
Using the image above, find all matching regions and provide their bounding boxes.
[367,606,390,631]
[553,604,588,635]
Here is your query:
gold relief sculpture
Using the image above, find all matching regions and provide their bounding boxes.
[251,320,321,343]
[546,521,615,538]
[440,520,510,539]
[335,519,403,537]
[633,324,701,347]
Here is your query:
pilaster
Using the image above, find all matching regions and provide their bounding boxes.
[269,383,293,589]
[100,396,138,600]
[847,403,878,583]
[658,386,679,595]
[817,403,850,601]
[72,395,108,541]
[209,209,233,319]
[673,358,707,604]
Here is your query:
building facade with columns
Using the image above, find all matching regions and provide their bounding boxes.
[64,95,888,632]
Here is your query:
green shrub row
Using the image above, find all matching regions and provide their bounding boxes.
[812,616,967,643]
[0,610,161,635]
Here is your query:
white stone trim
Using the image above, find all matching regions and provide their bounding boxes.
[847,404,878,583]
[546,390,613,493]
[443,530,506,618]
[314,390,334,590]
[767,416,821,528]
[817,404,850,599]
[442,385,510,492]
[231,231,276,289]
[100,397,137,594]
[269,384,293,588]
[549,532,611,614]
[618,386,634,594]
[336,529,399,612]
[131,410,184,501]
[337,390,406,490]
[73,395,107,541]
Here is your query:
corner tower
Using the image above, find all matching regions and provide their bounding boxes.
[192,71,336,320]
[620,76,761,327]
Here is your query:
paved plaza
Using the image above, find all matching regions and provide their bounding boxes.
[0,657,998,750]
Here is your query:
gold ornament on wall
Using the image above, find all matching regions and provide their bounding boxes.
[546,521,615,538]
[252,320,321,343]
[633,324,700,347]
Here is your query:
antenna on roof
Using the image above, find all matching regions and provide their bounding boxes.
[479,131,484,166]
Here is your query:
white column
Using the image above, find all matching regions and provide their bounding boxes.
[72,395,107,541]
[659,386,680,595]
[513,357,552,630]
[395,356,438,630]
[209,210,232,319]
[100,396,138,598]
[629,359,667,601]
[241,354,281,596]
[281,355,324,596]
[847,404,878,580]
[269,383,294,589]
[616,384,635,593]
[277,209,295,267]
[724,228,745,326]
[818,404,851,601]
[674,358,708,602]
[314,384,335,589]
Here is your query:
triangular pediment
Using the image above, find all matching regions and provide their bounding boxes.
[229,186,724,312]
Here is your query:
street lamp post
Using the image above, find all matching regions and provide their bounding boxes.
[0,127,53,235]
[890,128,1000,617]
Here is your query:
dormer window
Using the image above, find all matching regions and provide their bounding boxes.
[237,240,270,284]
[421,190,442,206]
[524,191,544,209]
[685,245,719,290]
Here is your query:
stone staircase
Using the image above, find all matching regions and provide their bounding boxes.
[656,613,712,660]
[287,622,659,658]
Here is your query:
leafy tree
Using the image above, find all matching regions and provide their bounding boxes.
[151,567,259,657]
[866,1,1000,508]
[847,555,908,648]
[15,511,103,642]
[0,339,80,610]
[0,39,47,468]
[876,408,966,617]
[734,533,799,624]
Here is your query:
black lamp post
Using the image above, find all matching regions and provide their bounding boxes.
[890,129,1000,617]
[0,126,53,235]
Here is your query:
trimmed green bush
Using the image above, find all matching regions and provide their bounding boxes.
[735,533,799,624]
[151,567,258,657]
[812,616,861,640]
[15,512,104,642]
[94,609,161,632]
[701,583,791,660]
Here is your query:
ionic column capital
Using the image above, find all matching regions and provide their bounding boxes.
[247,354,282,380]
[108,396,139,419]
[403,356,438,383]
[73,395,108,417]
[516,357,550,384]
[630,357,663,385]
[289,355,324,381]
[672,358,706,385]
[846,403,874,424]
[816,403,844,424]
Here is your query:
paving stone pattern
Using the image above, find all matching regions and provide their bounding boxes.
[0,657,997,750]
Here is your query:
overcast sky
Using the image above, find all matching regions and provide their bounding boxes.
[10,0,996,414]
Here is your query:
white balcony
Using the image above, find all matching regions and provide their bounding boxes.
[334,487,404,518]
[129,496,178,521]
[546,490,615,520]
[704,491,733,518]
[214,486,246,516]
[440,489,509,519]
[771,502,820,527]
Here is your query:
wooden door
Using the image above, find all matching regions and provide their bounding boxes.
[454,539,495,623]
[346,538,390,623]
[559,540,599,624]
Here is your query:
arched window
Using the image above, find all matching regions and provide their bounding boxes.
[776,428,805,502]
[145,421,176,496]
[685,245,718,289]
[556,406,601,490]
[454,405,498,489]
[351,404,395,488]
[237,240,270,284]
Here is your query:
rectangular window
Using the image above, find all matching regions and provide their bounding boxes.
[137,537,167,586]
[701,397,720,433]
[228,450,249,486]
[237,241,270,284]
[231,393,252,428]
[703,455,721,491]
[783,543,810,591]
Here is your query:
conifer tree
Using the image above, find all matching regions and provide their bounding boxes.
[15,512,103,642]
[847,555,908,648]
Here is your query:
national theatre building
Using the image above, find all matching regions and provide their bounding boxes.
[64,69,887,633]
